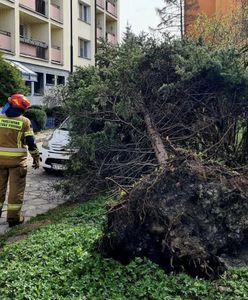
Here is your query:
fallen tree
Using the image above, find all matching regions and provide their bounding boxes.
[63,33,248,278]
[100,150,248,279]
[64,35,248,198]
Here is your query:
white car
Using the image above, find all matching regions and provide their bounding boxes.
[41,118,74,171]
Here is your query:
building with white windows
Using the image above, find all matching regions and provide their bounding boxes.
[0,0,119,104]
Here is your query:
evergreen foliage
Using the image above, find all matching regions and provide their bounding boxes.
[63,33,248,197]
[0,55,28,106]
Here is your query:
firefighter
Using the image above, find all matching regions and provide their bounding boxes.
[0,94,40,227]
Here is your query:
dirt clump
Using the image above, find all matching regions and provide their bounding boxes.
[100,153,248,279]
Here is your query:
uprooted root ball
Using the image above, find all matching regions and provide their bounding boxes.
[100,153,248,279]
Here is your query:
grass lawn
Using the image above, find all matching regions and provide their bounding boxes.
[0,195,247,300]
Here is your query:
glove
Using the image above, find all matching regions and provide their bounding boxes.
[32,155,40,169]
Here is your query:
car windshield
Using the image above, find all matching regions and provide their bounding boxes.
[59,118,71,131]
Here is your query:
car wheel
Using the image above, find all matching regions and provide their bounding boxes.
[43,167,54,174]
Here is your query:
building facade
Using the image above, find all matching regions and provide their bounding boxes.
[0,0,119,104]
[184,0,243,33]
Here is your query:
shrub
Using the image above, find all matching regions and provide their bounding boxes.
[45,106,67,126]
[24,108,47,132]
[0,55,28,106]
[30,105,43,110]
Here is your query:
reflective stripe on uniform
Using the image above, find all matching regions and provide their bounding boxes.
[24,130,34,137]
[29,149,39,155]
[7,204,22,211]
[0,147,27,157]
[0,118,23,131]
[0,147,27,152]
[0,152,27,157]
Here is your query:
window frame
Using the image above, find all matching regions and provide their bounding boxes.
[79,1,91,24]
[78,38,91,59]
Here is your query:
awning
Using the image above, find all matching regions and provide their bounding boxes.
[7,60,38,82]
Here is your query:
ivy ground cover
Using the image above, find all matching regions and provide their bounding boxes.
[0,196,247,300]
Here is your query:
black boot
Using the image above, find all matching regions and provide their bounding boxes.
[8,216,25,227]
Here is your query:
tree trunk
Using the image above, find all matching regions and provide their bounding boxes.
[143,110,168,165]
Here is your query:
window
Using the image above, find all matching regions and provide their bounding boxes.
[20,24,28,37]
[79,2,91,23]
[36,47,46,59]
[79,39,91,59]
[57,76,65,85]
[36,0,46,15]
[34,73,44,95]
[46,74,55,85]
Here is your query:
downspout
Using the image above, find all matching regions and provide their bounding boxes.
[70,0,73,73]
[95,0,97,59]
[180,0,183,39]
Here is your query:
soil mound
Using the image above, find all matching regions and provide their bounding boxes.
[101,153,248,279]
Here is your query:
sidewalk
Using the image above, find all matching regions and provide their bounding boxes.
[0,129,65,235]
[35,129,54,143]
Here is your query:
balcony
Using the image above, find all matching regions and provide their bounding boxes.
[19,0,46,16]
[106,1,117,17]
[106,32,116,44]
[97,27,103,39]
[97,0,104,9]
[20,36,48,59]
[50,3,62,23]
[0,30,11,52]
[51,46,62,63]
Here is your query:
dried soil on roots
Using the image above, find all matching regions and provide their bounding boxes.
[100,152,248,279]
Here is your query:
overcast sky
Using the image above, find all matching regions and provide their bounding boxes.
[120,0,164,38]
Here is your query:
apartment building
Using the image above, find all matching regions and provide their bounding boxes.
[184,0,243,33]
[96,0,119,44]
[0,0,119,104]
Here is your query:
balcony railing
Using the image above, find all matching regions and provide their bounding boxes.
[51,46,62,63]
[97,27,103,39]
[20,36,48,59]
[20,0,35,10]
[97,0,104,8]
[50,3,62,22]
[106,1,117,17]
[106,32,116,44]
[20,35,47,48]
[19,0,46,16]
[0,30,11,52]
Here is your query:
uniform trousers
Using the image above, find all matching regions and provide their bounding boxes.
[0,164,27,221]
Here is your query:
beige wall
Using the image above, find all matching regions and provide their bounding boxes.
[1,0,70,70]
[0,0,119,71]
[0,7,15,52]
[73,0,95,68]
[96,0,119,46]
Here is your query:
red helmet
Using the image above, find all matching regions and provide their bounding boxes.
[8,94,31,111]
